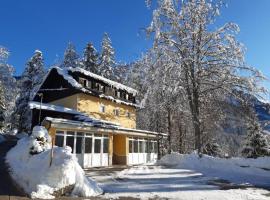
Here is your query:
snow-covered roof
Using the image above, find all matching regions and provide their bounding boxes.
[29,101,120,128]
[43,117,165,137]
[48,66,139,107]
[29,101,81,115]
[69,67,138,95]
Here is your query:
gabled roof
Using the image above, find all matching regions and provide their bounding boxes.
[34,66,140,107]
[69,67,138,95]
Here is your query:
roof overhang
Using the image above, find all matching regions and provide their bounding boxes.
[42,117,167,138]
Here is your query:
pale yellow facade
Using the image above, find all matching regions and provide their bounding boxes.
[50,93,136,129]
[51,94,78,110]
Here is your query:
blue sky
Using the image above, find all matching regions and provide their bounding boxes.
[0,0,270,95]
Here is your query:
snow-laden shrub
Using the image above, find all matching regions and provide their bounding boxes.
[6,126,103,199]
[202,142,223,157]
[30,126,51,155]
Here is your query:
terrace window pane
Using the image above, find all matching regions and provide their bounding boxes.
[85,138,92,153]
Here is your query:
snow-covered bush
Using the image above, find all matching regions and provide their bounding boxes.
[202,142,223,157]
[6,126,103,199]
[242,122,270,158]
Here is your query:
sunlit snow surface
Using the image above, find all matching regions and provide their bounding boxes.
[86,154,270,200]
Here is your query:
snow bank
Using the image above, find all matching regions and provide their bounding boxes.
[158,153,270,188]
[6,126,103,199]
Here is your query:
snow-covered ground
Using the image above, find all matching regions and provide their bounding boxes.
[86,153,270,200]
[5,126,103,199]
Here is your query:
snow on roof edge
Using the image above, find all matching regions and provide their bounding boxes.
[68,67,138,95]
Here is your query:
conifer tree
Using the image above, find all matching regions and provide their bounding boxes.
[99,33,115,78]
[83,42,98,73]
[61,42,79,69]
[242,120,270,158]
[14,50,45,132]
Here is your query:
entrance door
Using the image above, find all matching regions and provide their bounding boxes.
[102,136,109,166]
[92,135,102,167]
[84,135,92,168]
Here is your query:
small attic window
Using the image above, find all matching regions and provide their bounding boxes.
[79,78,88,87]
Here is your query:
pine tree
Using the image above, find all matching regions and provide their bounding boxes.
[83,42,99,73]
[61,42,79,69]
[242,120,270,158]
[99,33,115,78]
[14,50,46,132]
[0,81,6,131]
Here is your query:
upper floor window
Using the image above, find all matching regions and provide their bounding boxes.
[100,104,105,113]
[79,78,88,87]
[117,91,121,98]
[113,108,120,116]
[126,111,131,119]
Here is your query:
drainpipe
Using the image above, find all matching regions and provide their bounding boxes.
[37,93,43,125]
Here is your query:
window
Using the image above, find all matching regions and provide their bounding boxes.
[79,78,88,87]
[113,108,120,116]
[66,136,74,153]
[134,139,138,153]
[87,80,92,89]
[154,142,158,153]
[99,84,104,92]
[139,141,143,153]
[100,104,105,113]
[129,139,133,153]
[85,137,92,153]
[117,91,121,98]
[55,135,64,147]
[94,139,101,153]
[126,93,129,100]
[76,136,82,154]
[103,138,109,153]
[126,112,131,119]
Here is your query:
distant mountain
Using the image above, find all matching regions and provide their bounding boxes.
[254,98,270,132]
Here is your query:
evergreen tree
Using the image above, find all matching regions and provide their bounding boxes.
[61,42,79,69]
[83,42,99,73]
[0,46,17,130]
[0,81,6,131]
[99,33,115,78]
[242,121,270,158]
[14,50,45,132]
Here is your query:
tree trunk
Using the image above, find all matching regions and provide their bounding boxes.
[167,108,172,154]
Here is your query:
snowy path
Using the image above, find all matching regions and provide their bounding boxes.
[86,165,270,200]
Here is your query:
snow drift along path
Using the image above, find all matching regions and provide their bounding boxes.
[6,126,103,199]
[158,152,270,188]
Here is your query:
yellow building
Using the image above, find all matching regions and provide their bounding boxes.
[31,66,165,168]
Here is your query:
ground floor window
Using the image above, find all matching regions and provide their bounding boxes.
[55,131,109,155]
[128,137,158,154]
